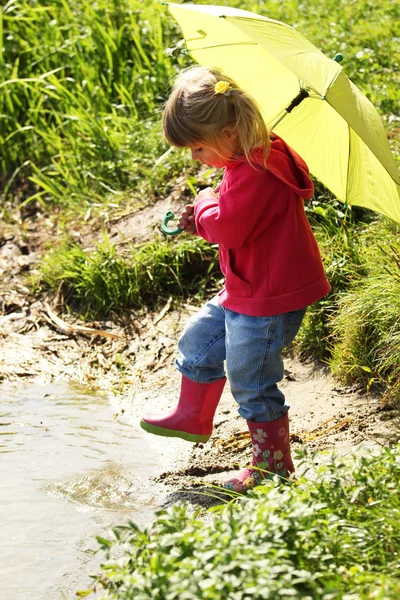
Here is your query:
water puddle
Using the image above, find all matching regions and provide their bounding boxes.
[0,382,161,599]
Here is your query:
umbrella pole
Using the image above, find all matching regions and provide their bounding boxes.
[268,88,309,130]
[269,55,343,130]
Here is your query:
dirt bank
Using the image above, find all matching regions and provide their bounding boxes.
[1,201,398,508]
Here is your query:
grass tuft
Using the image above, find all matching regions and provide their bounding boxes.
[0,0,186,209]
[39,233,220,317]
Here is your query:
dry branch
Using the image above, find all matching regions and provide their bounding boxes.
[43,303,125,340]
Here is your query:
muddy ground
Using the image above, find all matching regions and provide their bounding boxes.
[1,196,398,508]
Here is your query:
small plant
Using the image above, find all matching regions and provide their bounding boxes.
[79,445,400,599]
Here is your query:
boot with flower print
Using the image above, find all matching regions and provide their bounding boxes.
[224,413,294,493]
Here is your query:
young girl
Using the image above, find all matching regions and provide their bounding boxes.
[140,66,330,492]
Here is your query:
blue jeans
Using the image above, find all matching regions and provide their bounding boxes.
[176,296,306,422]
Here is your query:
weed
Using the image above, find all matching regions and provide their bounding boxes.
[81,445,400,599]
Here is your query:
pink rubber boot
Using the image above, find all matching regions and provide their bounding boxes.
[224,413,294,492]
[140,375,226,443]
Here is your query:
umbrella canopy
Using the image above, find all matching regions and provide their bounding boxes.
[166,2,400,223]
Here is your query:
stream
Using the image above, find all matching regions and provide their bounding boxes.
[0,382,163,599]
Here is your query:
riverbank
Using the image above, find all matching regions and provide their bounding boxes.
[1,203,398,512]
[2,203,399,600]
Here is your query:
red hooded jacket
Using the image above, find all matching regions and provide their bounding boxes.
[194,136,331,316]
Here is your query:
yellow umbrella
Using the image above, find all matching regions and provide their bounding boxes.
[165,2,400,223]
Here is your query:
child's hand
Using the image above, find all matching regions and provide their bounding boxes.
[193,187,218,207]
[178,204,196,234]
[178,189,218,233]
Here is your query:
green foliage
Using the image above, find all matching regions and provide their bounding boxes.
[5,0,400,399]
[295,199,367,361]
[329,223,400,401]
[294,216,400,402]
[40,233,220,317]
[82,446,400,599]
[2,0,399,209]
[0,0,186,207]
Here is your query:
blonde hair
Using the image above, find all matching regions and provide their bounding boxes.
[162,66,271,167]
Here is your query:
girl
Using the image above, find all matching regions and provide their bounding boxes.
[140,66,330,492]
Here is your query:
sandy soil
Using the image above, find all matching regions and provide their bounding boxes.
[1,198,398,508]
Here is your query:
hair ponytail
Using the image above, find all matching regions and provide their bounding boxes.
[163,66,271,167]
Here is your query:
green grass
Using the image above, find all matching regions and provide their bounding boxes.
[293,211,400,403]
[295,198,368,361]
[292,215,400,403]
[329,221,400,402]
[40,232,220,317]
[79,445,400,599]
[0,0,185,209]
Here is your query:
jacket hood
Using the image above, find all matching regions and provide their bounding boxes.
[226,135,314,200]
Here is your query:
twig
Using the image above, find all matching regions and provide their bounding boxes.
[303,417,337,435]
[43,303,125,340]
[153,296,173,326]
[302,417,354,441]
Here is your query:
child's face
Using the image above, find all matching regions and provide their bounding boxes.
[188,129,239,168]
[189,145,228,168]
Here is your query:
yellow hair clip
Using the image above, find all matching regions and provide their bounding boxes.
[214,81,232,96]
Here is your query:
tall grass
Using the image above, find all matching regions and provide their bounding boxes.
[294,197,368,361]
[329,222,400,402]
[0,0,184,208]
